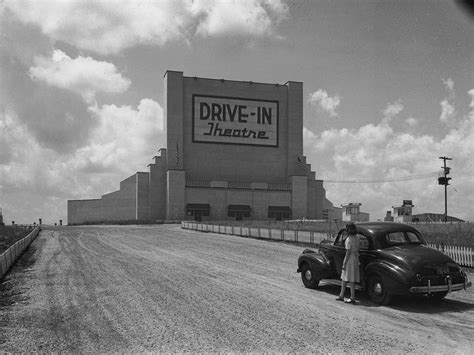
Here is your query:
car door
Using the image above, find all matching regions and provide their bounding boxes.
[332,229,348,276]
[357,233,372,284]
[332,230,372,282]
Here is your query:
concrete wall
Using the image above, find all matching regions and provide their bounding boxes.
[67,172,150,225]
[185,187,292,220]
[101,174,137,220]
[68,199,103,225]
[149,149,167,220]
[286,81,304,177]
[291,176,307,219]
[342,211,370,222]
[164,71,184,171]
[136,172,150,220]
[307,179,325,219]
[165,72,303,183]
[68,71,331,224]
[167,170,185,220]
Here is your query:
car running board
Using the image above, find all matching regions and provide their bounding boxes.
[321,279,365,291]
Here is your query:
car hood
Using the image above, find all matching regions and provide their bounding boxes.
[378,244,455,271]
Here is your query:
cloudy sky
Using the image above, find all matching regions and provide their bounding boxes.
[0,0,473,224]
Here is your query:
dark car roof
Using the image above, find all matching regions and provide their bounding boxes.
[354,222,423,242]
[346,222,425,249]
[355,221,420,234]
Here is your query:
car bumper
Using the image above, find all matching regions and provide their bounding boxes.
[409,279,472,294]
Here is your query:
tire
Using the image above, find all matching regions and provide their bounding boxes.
[301,263,320,289]
[368,274,392,305]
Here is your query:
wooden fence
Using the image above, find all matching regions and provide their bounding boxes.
[181,221,330,245]
[182,222,473,268]
[0,226,40,279]
[427,244,473,268]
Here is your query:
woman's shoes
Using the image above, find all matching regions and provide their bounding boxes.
[336,297,356,304]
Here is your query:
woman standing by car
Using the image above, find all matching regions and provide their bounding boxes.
[336,223,360,304]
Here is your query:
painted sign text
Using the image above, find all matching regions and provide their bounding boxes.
[193,95,278,146]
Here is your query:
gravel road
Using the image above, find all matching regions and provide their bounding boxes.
[1,225,473,353]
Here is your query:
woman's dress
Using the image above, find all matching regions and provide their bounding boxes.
[341,235,360,282]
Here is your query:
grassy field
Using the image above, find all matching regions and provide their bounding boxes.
[0,226,35,254]
[200,220,474,248]
[2,221,472,253]
[412,222,474,247]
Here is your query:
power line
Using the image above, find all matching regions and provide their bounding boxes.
[322,171,440,183]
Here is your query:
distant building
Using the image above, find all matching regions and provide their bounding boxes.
[341,203,369,222]
[383,211,394,222]
[68,71,332,224]
[392,200,414,223]
[322,198,342,221]
[389,200,464,223]
[0,208,4,227]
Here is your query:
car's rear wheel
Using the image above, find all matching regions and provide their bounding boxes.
[368,274,392,305]
[301,263,320,289]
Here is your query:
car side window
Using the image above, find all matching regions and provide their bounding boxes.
[335,231,348,247]
[387,232,405,245]
[407,232,422,243]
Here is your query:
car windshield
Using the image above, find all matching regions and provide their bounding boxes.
[386,231,423,246]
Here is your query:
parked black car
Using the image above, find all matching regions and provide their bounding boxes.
[297,222,471,305]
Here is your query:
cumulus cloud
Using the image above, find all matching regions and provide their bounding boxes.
[0,15,99,153]
[191,0,288,38]
[5,0,289,55]
[304,91,474,221]
[440,77,456,124]
[29,50,131,102]
[0,7,166,224]
[443,77,454,91]
[405,117,418,127]
[440,99,456,123]
[308,89,341,117]
[0,99,164,224]
[468,89,474,108]
[77,99,164,172]
[1,55,95,152]
[382,100,404,123]
[0,111,66,198]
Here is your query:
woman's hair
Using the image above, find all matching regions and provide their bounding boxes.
[346,223,357,235]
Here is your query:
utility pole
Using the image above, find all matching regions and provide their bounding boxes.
[438,156,452,223]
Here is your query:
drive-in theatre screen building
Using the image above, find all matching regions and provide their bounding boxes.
[68,71,333,224]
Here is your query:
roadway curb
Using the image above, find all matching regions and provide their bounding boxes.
[0,226,41,280]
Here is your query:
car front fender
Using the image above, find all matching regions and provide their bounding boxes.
[366,261,411,295]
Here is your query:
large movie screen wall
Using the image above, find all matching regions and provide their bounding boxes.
[192,95,279,147]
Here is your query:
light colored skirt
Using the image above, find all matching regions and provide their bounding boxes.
[341,256,360,282]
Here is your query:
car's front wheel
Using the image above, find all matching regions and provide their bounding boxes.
[368,274,392,305]
[301,263,320,289]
